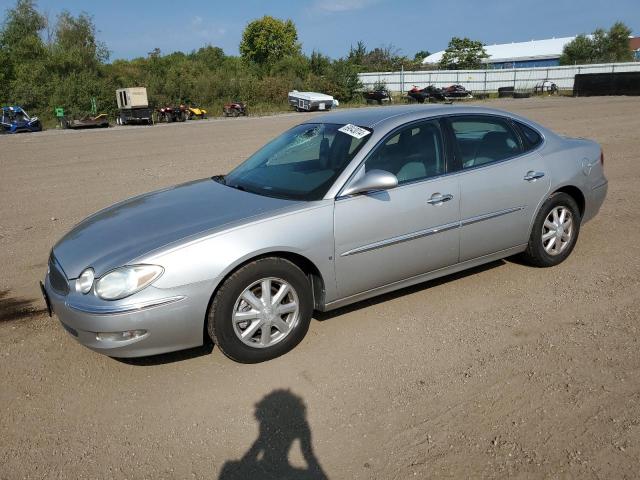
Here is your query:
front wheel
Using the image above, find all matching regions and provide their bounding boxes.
[521,192,581,267]
[208,258,313,363]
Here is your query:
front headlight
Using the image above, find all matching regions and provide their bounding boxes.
[95,265,164,300]
[76,268,95,294]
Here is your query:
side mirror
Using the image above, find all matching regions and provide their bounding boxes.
[342,169,398,196]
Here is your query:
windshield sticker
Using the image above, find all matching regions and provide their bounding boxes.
[338,124,370,139]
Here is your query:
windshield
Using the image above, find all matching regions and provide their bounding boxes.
[223,123,372,200]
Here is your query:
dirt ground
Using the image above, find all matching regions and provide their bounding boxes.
[1,96,639,479]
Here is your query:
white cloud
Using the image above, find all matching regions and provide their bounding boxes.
[313,0,379,13]
[189,16,226,39]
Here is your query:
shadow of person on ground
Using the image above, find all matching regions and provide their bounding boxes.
[0,289,47,322]
[219,389,328,480]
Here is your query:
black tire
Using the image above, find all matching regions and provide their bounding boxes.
[521,192,581,267]
[208,257,313,363]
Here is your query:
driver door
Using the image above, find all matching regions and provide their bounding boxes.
[333,119,460,299]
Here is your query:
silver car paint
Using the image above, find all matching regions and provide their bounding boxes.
[44,105,607,357]
[53,178,299,278]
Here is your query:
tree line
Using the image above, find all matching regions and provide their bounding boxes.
[0,0,635,123]
[0,1,428,122]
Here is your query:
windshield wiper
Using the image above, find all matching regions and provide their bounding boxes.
[213,176,253,194]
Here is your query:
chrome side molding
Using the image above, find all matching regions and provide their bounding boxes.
[341,206,524,257]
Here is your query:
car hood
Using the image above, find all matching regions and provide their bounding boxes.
[53,178,298,278]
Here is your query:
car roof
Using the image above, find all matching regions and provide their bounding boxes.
[303,105,525,129]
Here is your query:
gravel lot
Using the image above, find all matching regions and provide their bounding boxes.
[1,97,639,479]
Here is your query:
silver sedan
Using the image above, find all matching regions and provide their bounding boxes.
[41,106,608,362]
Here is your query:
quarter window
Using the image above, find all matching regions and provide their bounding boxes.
[450,116,522,169]
[364,120,445,184]
[515,121,543,150]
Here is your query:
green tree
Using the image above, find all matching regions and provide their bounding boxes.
[324,59,362,101]
[48,10,111,114]
[438,37,488,70]
[53,11,109,67]
[310,50,330,76]
[414,50,430,61]
[605,21,634,62]
[239,16,300,66]
[0,0,50,110]
[347,41,367,65]
[189,45,225,69]
[560,21,634,65]
[559,34,595,65]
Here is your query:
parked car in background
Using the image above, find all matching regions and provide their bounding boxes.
[41,106,607,363]
[0,106,42,133]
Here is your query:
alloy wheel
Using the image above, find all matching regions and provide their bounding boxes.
[232,277,300,349]
[542,206,573,256]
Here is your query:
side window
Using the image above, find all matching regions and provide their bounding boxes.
[365,120,445,184]
[515,121,543,150]
[450,116,522,169]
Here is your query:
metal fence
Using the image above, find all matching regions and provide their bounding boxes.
[358,62,640,93]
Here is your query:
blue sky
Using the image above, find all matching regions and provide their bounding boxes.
[1,0,638,60]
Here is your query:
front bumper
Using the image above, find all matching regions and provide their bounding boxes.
[43,273,214,358]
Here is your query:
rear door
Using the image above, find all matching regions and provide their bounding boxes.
[446,115,550,262]
[333,119,460,299]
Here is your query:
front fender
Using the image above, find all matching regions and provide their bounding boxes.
[137,202,338,303]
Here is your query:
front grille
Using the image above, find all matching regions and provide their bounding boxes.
[49,253,69,295]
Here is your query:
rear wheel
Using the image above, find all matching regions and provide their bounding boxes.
[208,258,313,363]
[521,192,581,267]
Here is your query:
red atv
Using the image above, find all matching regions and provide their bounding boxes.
[157,105,186,123]
[223,102,248,117]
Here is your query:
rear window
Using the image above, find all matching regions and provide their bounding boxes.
[516,122,543,150]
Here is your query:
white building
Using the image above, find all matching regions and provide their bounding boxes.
[423,37,577,69]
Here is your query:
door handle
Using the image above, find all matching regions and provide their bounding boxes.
[427,193,454,205]
[524,171,545,182]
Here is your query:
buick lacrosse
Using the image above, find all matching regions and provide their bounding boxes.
[41,106,607,362]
